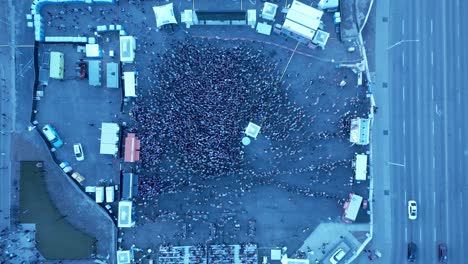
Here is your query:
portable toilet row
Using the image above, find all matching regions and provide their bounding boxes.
[92,186,115,203]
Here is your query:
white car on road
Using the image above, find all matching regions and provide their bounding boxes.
[408,200,417,220]
[73,143,84,161]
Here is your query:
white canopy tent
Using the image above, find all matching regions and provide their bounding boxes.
[153,3,177,28]
[118,201,135,228]
[100,122,120,155]
[123,71,137,97]
[119,36,136,63]
[355,154,368,181]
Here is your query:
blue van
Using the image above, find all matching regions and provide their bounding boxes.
[41,124,64,148]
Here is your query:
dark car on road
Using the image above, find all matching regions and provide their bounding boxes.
[408,242,417,262]
[438,243,448,263]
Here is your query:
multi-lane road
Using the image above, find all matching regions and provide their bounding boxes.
[372,0,468,263]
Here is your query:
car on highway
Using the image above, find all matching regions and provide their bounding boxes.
[438,243,448,263]
[41,124,63,149]
[73,143,84,161]
[329,248,346,264]
[408,242,417,262]
[408,200,417,220]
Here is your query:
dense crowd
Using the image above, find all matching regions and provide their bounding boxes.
[130,40,305,177]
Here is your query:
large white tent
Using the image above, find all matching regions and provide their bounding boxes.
[153,3,177,28]
[123,71,137,97]
[100,122,120,155]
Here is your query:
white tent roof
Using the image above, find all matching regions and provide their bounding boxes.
[117,250,131,264]
[100,122,120,155]
[118,201,134,228]
[355,154,368,181]
[123,71,136,97]
[283,0,323,40]
[119,36,136,63]
[245,122,261,139]
[85,44,101,57]
[345,194,363,221]
[153,3,177,28]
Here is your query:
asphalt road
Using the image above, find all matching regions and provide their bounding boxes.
[370,0,468,263]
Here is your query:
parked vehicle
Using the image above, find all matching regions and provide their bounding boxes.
[73,143,84,161]
[438,243,448,263]
[408,242,417,262]
[71,172,85,184]
[41,124,63,148]
[330,248,346,264]
[59,162,73,174]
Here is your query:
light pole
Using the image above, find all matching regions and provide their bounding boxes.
[387,39,420,50]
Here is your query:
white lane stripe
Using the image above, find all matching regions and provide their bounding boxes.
[402,19,405,35]
[416,50,420,66]
[433,227,437,242]
[419,226,423,242]
[432,84,434,100]
[433,191,436,207]
[430,19,433,35]
[403,85,405,102]
[431,51,434,65]
[405,226,408,242]
[402,51,405,68]
[416,19,419,35]
[403,120,406,136]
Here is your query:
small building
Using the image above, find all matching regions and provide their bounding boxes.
[153,3,178,29]
[256,22,272,35]
[116,250,132,264]
[349,118,370,145]
[122,173,139,200]
[124,133,140,162]
[123,71,137,97]
[311,29,330,48]
[281,0,323,43]
[118,201,135,228]
[261,2,278,21]
[354,153,368,181]
[85,44,102,58]
[100,122,120,155]
[49,51,64,80]
[95,186,104,203]
[88,60,101,86]
[245,122,261,139]
[318,0,339,11]
[106,62,119,89]
[106,186,115,203]
[181,10,256,28]
[119,36,136,63]
[343,193,363,222]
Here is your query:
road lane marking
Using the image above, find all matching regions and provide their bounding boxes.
[432,121,435,135]
[458,23,460,39]
[416,19,419,34]
[402,19,405,35]
[416,50,420,66]
[431,51,434,66]
[403,120,406,136]
[405,227,408,242]
[433,191,436,207]
[403,85,405,102]
[431,84,434,100]
[402,51,405,68]
[419,226,423,243]
[434,228,437,242]
[418,157,421,172]
[430,19,433,35]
